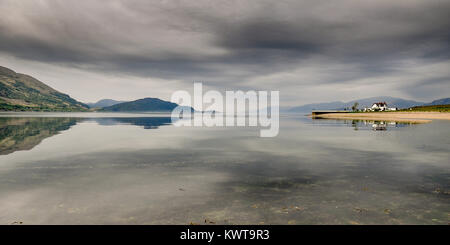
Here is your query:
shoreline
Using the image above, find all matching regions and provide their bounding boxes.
[311,111,450,123]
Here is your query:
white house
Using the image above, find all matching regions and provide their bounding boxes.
[363,102,397,112]
[371,102,388,111]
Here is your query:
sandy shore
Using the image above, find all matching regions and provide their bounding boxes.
[312,112,450,123]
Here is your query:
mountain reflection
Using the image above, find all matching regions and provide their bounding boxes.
[0,117,173,155]
[91,117,172,129]
[0,117,79,155]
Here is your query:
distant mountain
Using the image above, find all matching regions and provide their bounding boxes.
[101,97,192,112]
[289,96,424,112]
[0,66,88,111]
[87,99,127,108]
[423,97,450,106]
[289,101,346,112]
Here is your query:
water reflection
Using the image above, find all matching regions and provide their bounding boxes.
[0,117,79,155]
[0,117,173,155]
[0,115,448,225]
[351,120,415,131]
[311,118,416,131]
[90,117,172,129]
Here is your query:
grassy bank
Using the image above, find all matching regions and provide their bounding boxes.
[399,104,450,112]
[0,102,90,112]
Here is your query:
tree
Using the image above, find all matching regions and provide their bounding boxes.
[351,102,359,112]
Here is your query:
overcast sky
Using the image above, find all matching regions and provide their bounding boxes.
[0,0,449,105]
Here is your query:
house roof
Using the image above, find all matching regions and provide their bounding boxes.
[372,102,387,106]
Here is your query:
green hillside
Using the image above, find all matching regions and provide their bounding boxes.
[0,66,88,111]
[402,104,450,112]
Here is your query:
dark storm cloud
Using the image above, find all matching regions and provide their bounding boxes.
[215,3,450,60]
[0,0,449,102]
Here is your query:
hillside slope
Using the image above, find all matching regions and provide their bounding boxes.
[0,66,88,111]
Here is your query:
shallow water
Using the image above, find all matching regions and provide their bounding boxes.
[0,113,448,224]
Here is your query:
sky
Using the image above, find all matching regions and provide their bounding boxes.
[0,0,449,105]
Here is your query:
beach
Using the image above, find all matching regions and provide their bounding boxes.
[311,111,450,123]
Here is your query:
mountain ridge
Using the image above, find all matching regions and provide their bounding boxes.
[2,65,448,113]
[423,97,450,106]
[87,99,127,108]
[0,66,88,111]
[101,97,192,112]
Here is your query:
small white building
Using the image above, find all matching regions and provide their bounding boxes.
[363,102,397,112]
[371,102,388,111]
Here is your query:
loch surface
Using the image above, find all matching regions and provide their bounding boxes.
[0,113,448,224]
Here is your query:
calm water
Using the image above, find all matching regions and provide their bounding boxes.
[0,113,448,224]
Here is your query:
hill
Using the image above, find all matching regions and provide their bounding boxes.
[101,97,191,112]
[289,96,424,112]
[423,97,450,106]
[0,66,88,111]
[87,99,127,108]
